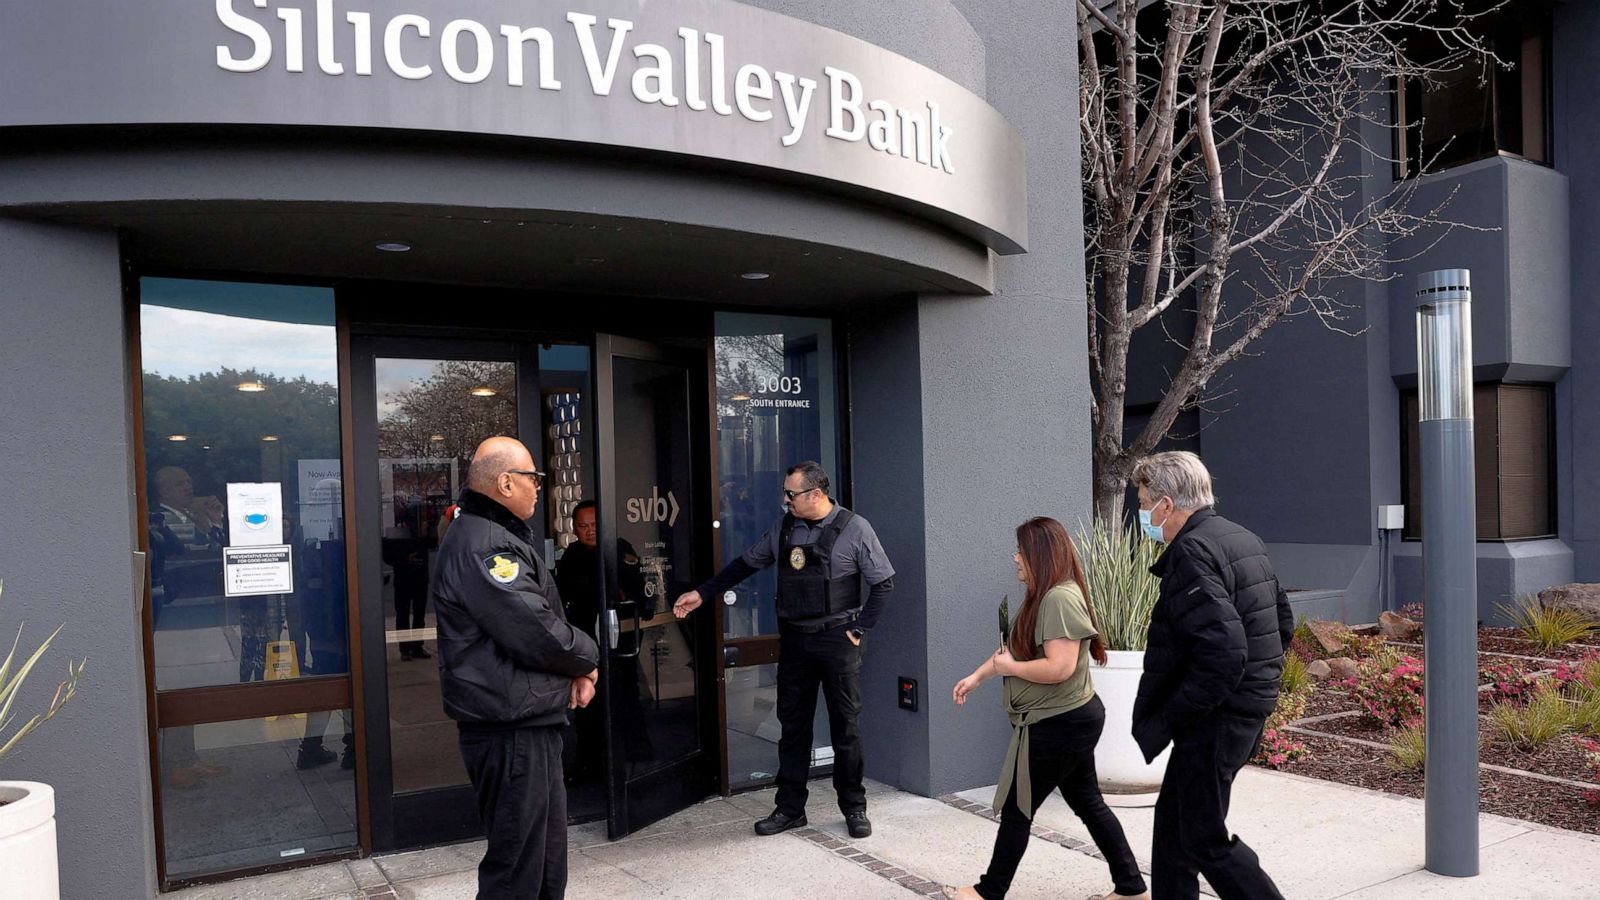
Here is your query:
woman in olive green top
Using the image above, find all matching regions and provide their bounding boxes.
[942,517,1148,900]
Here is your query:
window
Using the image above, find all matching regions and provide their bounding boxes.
[1394,5,1551,177]
[1400,383,1554,540]
[139,277,357,880]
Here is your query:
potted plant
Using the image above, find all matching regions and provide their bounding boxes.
[1075,520,1168,796]
[0,579,86,900]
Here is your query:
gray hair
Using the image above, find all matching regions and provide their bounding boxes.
[1132,451,1216,511]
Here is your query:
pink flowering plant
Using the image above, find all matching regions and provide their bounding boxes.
[1481,658,1539,706]
[1577,737,1600,809]
[1349,653,1425,729]
[1252,656,1313,769]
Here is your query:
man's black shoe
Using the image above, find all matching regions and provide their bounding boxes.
[753,810,807,836]
[845,810,872,839]
[297,745,337,770]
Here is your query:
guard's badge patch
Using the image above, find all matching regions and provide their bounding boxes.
[789,547,807,571]
[623,553,639,565]
[486,555,520,584]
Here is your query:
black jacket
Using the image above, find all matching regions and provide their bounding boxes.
[1131,507,1295,762]
[432,490,600,729]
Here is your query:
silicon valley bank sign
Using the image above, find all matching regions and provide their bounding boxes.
[217,1,956,174]
[0,0,1028,252]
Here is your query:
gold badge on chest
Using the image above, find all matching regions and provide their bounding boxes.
[789,546,807,570]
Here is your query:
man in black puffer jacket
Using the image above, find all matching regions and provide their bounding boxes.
[433,437,600,900]
[1130,451,1292,900]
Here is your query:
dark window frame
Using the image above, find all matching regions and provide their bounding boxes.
[1398,382,1556,542]
[1392,6,1554,179]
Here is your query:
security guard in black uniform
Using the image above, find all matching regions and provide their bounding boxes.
[674,461,895,839]
[433,437,599,900]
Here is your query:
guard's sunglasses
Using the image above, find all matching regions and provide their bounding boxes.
[507,468,545,486]
[783,487,820,501]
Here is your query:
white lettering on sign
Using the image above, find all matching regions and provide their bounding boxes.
[211,1,956,174]
[625,487,680,527]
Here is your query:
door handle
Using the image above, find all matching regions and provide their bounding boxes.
[618,602,644,659]
[607,609,620,651]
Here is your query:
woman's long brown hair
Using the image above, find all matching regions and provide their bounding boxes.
[1010,517,1107,665]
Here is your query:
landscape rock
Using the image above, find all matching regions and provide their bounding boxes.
[1378,611,1421,642]
[1306,659,1333,681]
[1327,657,1362,681]
[1538,583,1600,622]
[1306,619,1352,655]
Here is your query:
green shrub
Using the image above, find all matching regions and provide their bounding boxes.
[1388,725,1427,773]
[1280,651,1312,697]
[1500,595,1597,653]
[1489,688,1573,753]
[0,579,87,763]
[1074,518,1162,652]
[1569,697,1600,738]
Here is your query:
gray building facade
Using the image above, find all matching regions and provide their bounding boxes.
[1125,1,1586,627]
[0,2,1089,896]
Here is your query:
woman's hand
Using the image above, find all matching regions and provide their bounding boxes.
[992,645,1015,677]
[952,673,983,705]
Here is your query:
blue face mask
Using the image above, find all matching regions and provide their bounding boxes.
[1139,500,1169,543]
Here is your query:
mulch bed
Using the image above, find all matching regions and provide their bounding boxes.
[1274,622,1600,837]
[1287,733,1600,836]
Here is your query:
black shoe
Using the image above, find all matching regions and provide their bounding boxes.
[297,745,337,770]
[845,810,872,839]
[399,647,415,660]
[409,646,432,659]
[340,750,356,771]
[753,810,807,836]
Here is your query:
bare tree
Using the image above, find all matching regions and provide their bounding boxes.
[1079,0,1500,521]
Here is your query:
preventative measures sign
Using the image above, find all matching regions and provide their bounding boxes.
[215,2,956,173]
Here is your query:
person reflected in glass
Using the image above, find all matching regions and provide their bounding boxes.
[555,501,653,778]
[942,517,1147,900]
[382,498,432,660]
[147,464,229,788]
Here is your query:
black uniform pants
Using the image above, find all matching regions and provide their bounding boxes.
[459,724,568,900]
[1151,712,1283,900]
[774,621,866,818]
[975,697,1146,899]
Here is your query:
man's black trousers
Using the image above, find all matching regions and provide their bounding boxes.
[459,724,567,900]
[1151,711,1284,900]
[774,621,866,817]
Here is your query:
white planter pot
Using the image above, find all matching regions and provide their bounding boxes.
[1093,650,1170,794]
[0,782,59,900]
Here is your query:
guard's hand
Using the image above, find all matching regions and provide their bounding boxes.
[673,590,703,619]
[952,674,981,706]
[570,677,596,709]
[846,630,862,647]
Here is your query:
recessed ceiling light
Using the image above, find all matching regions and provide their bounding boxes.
[730,392,751,401]
[168,434,188,442]
[740,272,770,280]
[261,435,280,442]
[430,434,446,442]
[469,386,498,397]
[375,241,412,253]
[236,380,267,393]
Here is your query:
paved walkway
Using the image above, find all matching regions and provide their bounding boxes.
[166,768,1600,899]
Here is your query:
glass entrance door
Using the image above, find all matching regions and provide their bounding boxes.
[595,335,719,838]
[351,336,539,850]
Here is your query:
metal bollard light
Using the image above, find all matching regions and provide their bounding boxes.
[1415,269,1479,877]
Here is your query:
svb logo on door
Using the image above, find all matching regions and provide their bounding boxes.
[625,486,680,527]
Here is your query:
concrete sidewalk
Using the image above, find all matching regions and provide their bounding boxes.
[167,769,1600,899]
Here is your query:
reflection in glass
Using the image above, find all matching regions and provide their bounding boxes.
[724,663,836,790]
[713,314,839,638]
[159,712,358,879]
[609,356,700,779]
[140,279,348,692]
[375,358,517,793]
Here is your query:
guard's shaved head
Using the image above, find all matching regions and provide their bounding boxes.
[468,436,532,491]
[468,437,541,520]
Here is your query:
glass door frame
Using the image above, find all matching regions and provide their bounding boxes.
[348,333,542,852]
[594,334,722,838]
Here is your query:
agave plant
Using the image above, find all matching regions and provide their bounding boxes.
[0,579,87,763]
[1074,518,1162,651]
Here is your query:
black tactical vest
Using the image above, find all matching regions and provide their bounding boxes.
[775,508,861,621]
